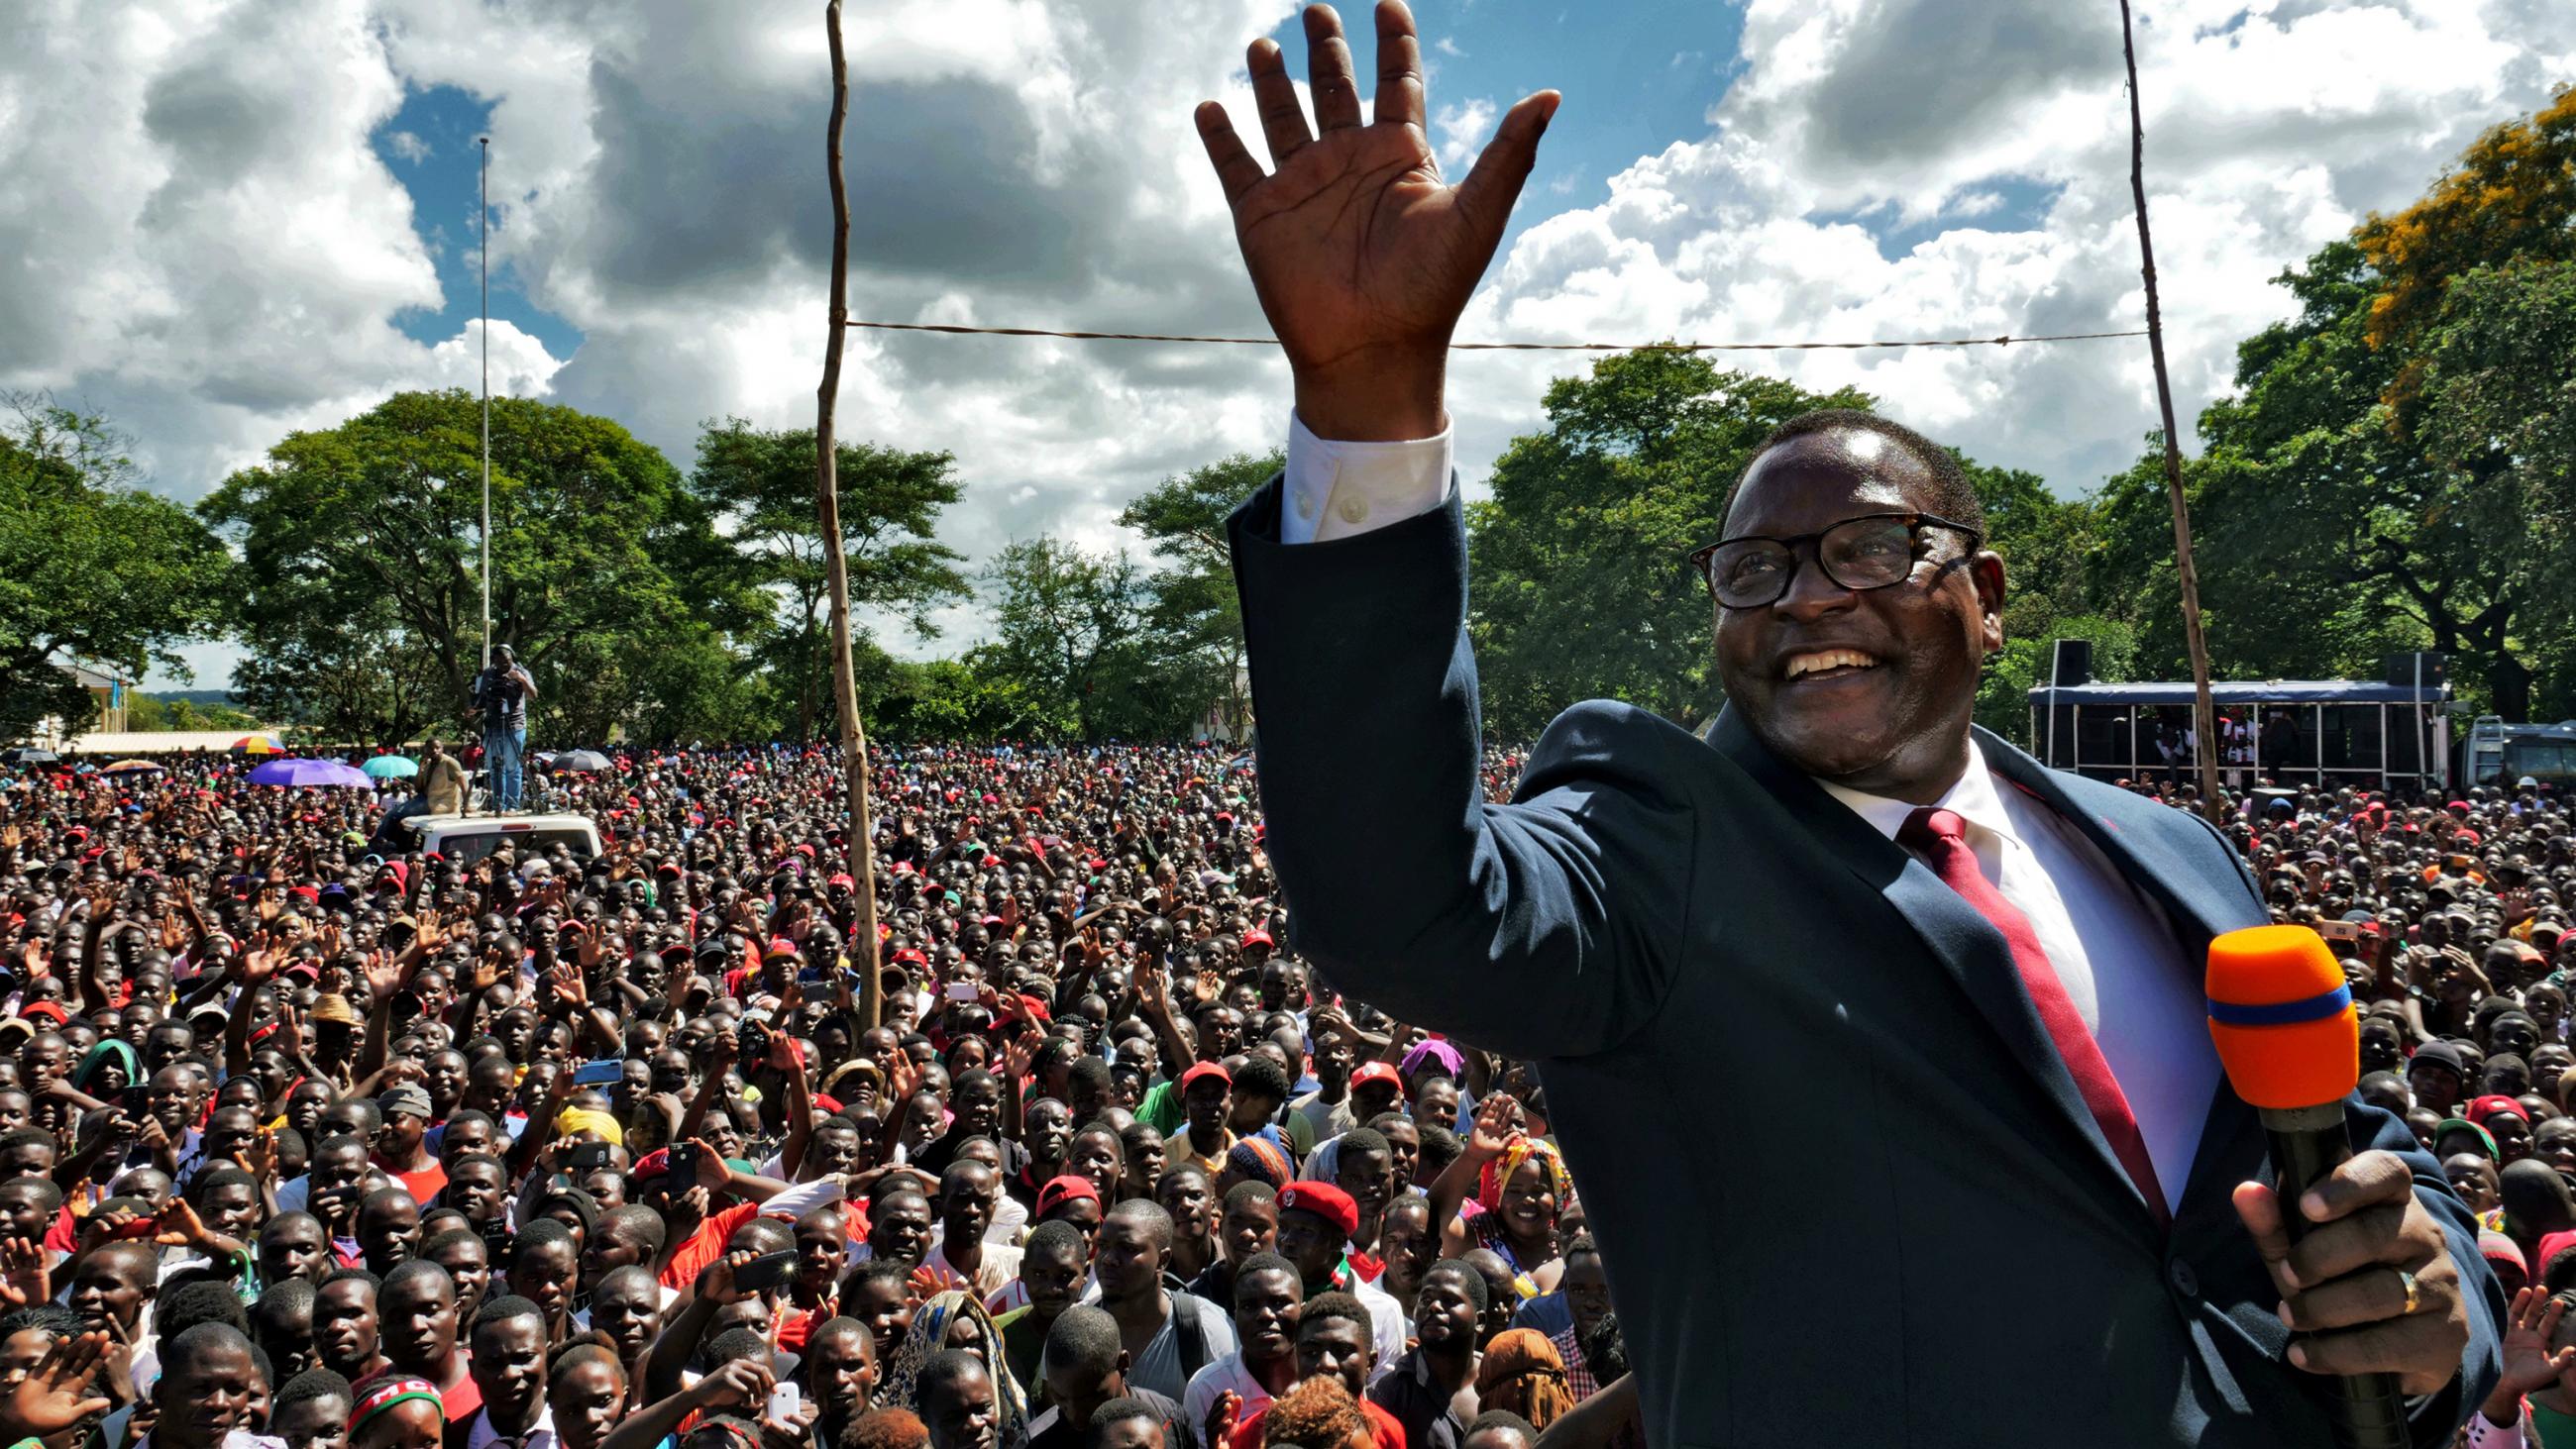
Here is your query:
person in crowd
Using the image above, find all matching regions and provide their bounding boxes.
[469,646,537,814]
[5,596,2566,1446]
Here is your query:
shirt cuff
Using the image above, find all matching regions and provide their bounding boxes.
[1279,411,1453,545]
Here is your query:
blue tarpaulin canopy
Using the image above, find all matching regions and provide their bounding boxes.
[2024,679,2449,706]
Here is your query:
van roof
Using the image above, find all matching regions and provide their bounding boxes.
[410,813,599,834]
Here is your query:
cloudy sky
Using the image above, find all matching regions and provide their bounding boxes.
[5,0,2573,688]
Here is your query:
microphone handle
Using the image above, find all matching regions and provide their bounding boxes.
[2262,1102,2412,1449]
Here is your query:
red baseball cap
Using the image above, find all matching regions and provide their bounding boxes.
[1180,1061,1232,1093]
[1276,1181,1358,1239]
[1035,1175,1101,1219]
[1240,930,1273,951]
[1350,1062,1403,1093]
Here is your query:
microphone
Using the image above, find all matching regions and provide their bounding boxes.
[2205,923,2408,1449]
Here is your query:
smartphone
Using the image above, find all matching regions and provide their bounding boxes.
[734,1249,799,1294]
[667,1141,701,1185]
[572,1059,625,1087]
[945,981,980,1003]
[2317,921,2362,943]
[569,1141,614,1171]
[798,964,828,985]
[764,1381,803,1424]
[116,1087,150,1119]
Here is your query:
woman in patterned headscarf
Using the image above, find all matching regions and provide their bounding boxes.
[1434,1097,1575,1298]
[872,1288,1027,1445]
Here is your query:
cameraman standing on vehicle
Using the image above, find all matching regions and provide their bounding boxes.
[471,644,537,814]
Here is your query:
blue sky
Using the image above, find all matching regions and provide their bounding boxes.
[372,85,583,362]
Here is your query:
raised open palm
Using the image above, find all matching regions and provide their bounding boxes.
[1195,1,1556,439]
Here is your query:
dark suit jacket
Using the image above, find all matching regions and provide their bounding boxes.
[1227,477,2502,1447]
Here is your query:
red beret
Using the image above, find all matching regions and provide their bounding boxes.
[1276,1181,1358,1239]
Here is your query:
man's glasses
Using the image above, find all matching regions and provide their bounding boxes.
[1687,512,1982,610]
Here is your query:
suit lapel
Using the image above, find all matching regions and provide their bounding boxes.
[1707,710,2151,1227]
[1975,729,2270,1221]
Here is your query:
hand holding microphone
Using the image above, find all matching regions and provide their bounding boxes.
[2209,924,2473,1437]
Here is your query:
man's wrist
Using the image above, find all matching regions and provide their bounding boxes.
[1291,353,1449,442]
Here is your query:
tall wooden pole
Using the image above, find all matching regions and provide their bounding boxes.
[2120,0,2223,817]
[818,0,880,1031]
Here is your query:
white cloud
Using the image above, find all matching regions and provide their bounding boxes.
[1435,95,1498,171]
[1436,36,1464,56]
[384,129,429,162]
[12,0,2576,695]
[0,0,567,505]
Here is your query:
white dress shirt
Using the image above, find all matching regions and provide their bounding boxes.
[1276,413,2220,1209]
[1815,749,2218,1212]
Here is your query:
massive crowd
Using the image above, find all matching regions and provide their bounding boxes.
[0,739,2567,1449]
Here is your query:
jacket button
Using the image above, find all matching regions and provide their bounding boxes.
[2167,1259,2200,1299]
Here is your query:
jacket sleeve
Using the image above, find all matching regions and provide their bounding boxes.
[1229,475,1696,1061]
[2342,1100,2506,1446]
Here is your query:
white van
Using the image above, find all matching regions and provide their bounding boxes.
[403,812,602,865]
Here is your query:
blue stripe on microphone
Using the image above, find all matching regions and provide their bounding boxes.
[2205,984,2353,1027]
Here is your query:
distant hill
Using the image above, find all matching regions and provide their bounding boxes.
[148,689,242,707]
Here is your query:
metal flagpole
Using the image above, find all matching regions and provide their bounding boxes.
[479,136,492,674]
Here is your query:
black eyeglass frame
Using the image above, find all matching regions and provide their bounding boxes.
[1686,511,1985,609]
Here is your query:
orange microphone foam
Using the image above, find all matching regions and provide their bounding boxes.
[2205,924,2360,1110]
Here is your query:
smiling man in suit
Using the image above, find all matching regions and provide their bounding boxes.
[1194,2,2502,1443]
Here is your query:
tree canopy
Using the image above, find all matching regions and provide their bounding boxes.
[201,389,766,745]
[0,396,232,741]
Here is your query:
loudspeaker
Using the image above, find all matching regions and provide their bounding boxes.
[2051,638,2093,687]
[2382,652,2447,689]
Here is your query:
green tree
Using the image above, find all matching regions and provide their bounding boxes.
[1117,450,1280,739]
[1463,350,1870,737]
[866,648,1073,743]
[202,390,769,744]
[127,693,258,732]
[2417,259,2576,718]
[0,396,232,742]
[981,537,1189,741]
[689,422,969,740]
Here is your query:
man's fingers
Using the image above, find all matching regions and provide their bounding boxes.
[2230,1181,2302,1298]
[1454,90,1559,236]
[1245,39,1312,169]
[1303,5,1364,132]
[2289,1314,2463,1396]
[2298,1150,2415,1225]
[1371,0,1426,133]
[2282,1201,2418,1289]
[2281,1264,2433,1333]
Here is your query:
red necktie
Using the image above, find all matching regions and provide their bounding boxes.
[1899,805,2172,1230]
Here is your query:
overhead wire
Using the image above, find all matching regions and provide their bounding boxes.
[842,320,2149,352]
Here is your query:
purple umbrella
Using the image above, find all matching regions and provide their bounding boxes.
[245,759,376,789]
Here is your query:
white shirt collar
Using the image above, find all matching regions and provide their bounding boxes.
[1813,740,2022,849]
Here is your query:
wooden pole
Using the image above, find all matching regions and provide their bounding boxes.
[818,0,880,1031]
[2120,0,2224,818]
